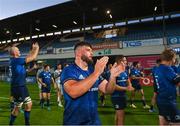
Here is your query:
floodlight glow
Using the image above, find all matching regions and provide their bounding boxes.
[13,39,17,42]
[16,32,20,35]
[110,14,112,19]
[25,36,30,40]
[6,30,10,34]
[106,10,111,14]
[54,31,61,35]
[73,21,77,25]
[92,25,102,29]
[52,25,57,28]
[35,28,40,31]
[46,33,53,36]
[85,27,91,30]
[32,35,38,38]
[63,30,71,34]
[7,40,11,43]
[39,34,45,37]
[19,37,25,41]
[72,29,80,32]
[154,6,157,11]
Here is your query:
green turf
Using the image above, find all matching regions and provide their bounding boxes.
[0,80,179,125]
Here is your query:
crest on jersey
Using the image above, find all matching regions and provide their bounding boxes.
[78,74,85,79]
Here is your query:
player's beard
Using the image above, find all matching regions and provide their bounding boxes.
[81,54,93,65]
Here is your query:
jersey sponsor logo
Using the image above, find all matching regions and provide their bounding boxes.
[117,79,127,82]
[115,104,119,109]
[78,74,85,79]
[89,87,98,92]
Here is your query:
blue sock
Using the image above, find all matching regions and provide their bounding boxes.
[24,111,30,125]
[9,114,16,125]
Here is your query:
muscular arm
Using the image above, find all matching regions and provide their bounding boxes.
[38,78,46,87]
[99,62,125,94]
[64,56,109,99]
[64,72,100,99]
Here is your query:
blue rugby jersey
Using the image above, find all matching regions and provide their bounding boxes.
[177,65,180,74]
[111,71,128,97]
[60,64,104,125]
[10,57,26,87]
[130,68,141,84]
[171,65,178,73]
[153,64,178,101]
[151,66,158,93]
[39,71,52,88]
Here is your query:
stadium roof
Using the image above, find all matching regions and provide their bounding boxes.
[0,0,180,42]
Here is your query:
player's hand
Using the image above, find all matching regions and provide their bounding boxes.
[127,85,134,91]
[42,83,46,87]
[33,64,38,69]
[110,62,125,78]
[94,56,109,76]
[32,42,39,50]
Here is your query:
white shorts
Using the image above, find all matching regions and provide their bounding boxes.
[56,82,63,95]
[15,96,32,108]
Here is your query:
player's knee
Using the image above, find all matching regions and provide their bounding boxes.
[12,107,19,116]
[25,102,32,111]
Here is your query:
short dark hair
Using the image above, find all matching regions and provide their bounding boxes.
[44,64,50,69]
[115,55,124,63]
[57,63,61,66]
[133,61,139,67]
[160,49,176,61]
[74,42,92,51]
[156,59,161,64]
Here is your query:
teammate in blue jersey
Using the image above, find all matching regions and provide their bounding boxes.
[9,42,39,125]
[111,55,134,125]
[130,61,150,109]
[38,64,55,110]
[60,42,125,125]
[149,59,161,113]
[153,49,180,125]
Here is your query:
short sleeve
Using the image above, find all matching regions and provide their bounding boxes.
[165,66,177,81]
[38,72,43,78]
[60,67,78,85]
[16,58,26,65]
[130,69,136,77]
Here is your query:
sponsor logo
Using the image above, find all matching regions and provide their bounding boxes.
[170,38,178,44]
[78,74,85,79]
[89,87,99,92]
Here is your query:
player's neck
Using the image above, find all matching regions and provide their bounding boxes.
[75,58,88,71]
[161,61,172,66]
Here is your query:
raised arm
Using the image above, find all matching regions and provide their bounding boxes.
[99,62,125,94]
[64,57,108,99]
[26,42,39,63]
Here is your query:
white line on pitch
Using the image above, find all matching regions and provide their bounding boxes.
[0,97,9,100]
